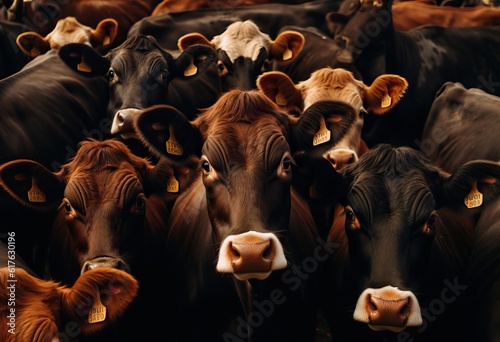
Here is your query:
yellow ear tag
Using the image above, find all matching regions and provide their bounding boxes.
[275,90,287,106]
[88,294,107,324]
[381,93,392,108]
[464,181,483,209]
[184,60,197,77]
[102,35,110,46]
[77,57,92,73]
[27,177,46,203]
[166,125,184,156]
[283,48,293,61]
[313,117,331,146]
[167,175,180,193]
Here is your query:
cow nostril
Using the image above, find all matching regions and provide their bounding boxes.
[262,244,272,260]
[399,302,409,316]
[229,242,241,258]
[117,112,125,125]
[368,294,378,312]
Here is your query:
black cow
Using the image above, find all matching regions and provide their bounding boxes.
[132,90,356,340]
[106,34,218,146]
[421,82,500,173]
[330,0,500,149]
[128,0,342,50]
[0,18,32,78]
[421,81,500,342]
[321,144,500,341]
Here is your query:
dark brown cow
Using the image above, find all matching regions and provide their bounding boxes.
[132,90,356,340]
[16,16,118,57]
[0,240,138,342]
[320,144,500,341]
[0,138,196,341]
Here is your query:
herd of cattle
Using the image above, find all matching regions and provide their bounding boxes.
[0,0,499,341]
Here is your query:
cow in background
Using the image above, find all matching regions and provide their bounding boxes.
[16,16,118,58]
[132,90,356,340]
[0,18,31,78]
[328,0,500,149]
[317,144,500,341]
[0,242,138,342]
[421,81,500,342]
[0,138,197,340]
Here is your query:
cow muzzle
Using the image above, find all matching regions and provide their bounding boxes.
[324,148,358,170]
[111,108,143,139]
[353,286,423,332]
[216,231,287,281]
[81,256,131,275]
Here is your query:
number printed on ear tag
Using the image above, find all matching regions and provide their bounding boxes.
[464,182,483,209]
[313,117,331,146]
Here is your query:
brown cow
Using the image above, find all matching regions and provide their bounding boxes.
[16,16,118,57]
[0,138,196,340]
[132,90,356,340]
[0,266,138,342]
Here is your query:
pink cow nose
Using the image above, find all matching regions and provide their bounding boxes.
[366,294,411,327]
[325,149,357,170]
[216,231,287,280]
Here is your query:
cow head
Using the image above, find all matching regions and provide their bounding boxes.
[257,67,408,169]
[177,20,304,91]
[106,35,217,139]
[329,0,393,62]
[325,0,362,38]
[16,16,118,58]
[0,139,196,284]
[133,90,356,281]
[329,144,500,332]
[0,267,138,341]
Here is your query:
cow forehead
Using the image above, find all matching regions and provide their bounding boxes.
[46,17,93,48]
[212,21,272,63]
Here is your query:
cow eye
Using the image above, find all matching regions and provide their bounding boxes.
[64,201,72,213]
[359,107,368,118]
[217,61,228,75]
[107,69,115,80]
[135,196,145,209]
[159,69,169,83]
[261,59,270,73]
[344,205,360,230]
[201,160,211,172]
[282,158,292,171]
[423,211,437,235]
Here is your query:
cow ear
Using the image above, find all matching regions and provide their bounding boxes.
[16,32,50,57]
[326,12,350,36]
[63,268,139,335]
[364,74,408,114]
[292,100,356,157]
[134,104,203,164]
[292,150,347,207]
[0,160,64,212]
[269,30,304,62]
[440,160,500,213]
[58,43,110,76]
[177,32,214,51]
[147,157,200,199]
[172,44,217,78]
[90,18,118,48]
[257,71,303,114]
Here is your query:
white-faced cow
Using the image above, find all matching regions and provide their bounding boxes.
[177,20,304,91]
[329,0,500,149]
[0,242,138,342]
[321,143,500,342]
[132,89,356,340]
[16,16,118,58]
[0,138,197,341]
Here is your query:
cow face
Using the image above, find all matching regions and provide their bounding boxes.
[0,139,195,284]
[106,35,216,139]
[332,144,500,332]
[177,20,304,91]
[16,16,118,58]
[134,90,356,281]
[257,67,408,169]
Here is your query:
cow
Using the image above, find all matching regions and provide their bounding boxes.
[127,0,343,51]
[0,138,197,340]
[2,0,162,50]
[257,67,407,240]
[151,0,317,15]
[105,34,218,148]
[16,16,118,58]
[0,241,139,342]
[420,82,500,173]
[0,18,32,78]
[328,0,500,149]
[177,20,305,91]
[420,81,500,342]
[131,89,357,340]
[326,0,500,36]
[319,143,500,341]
